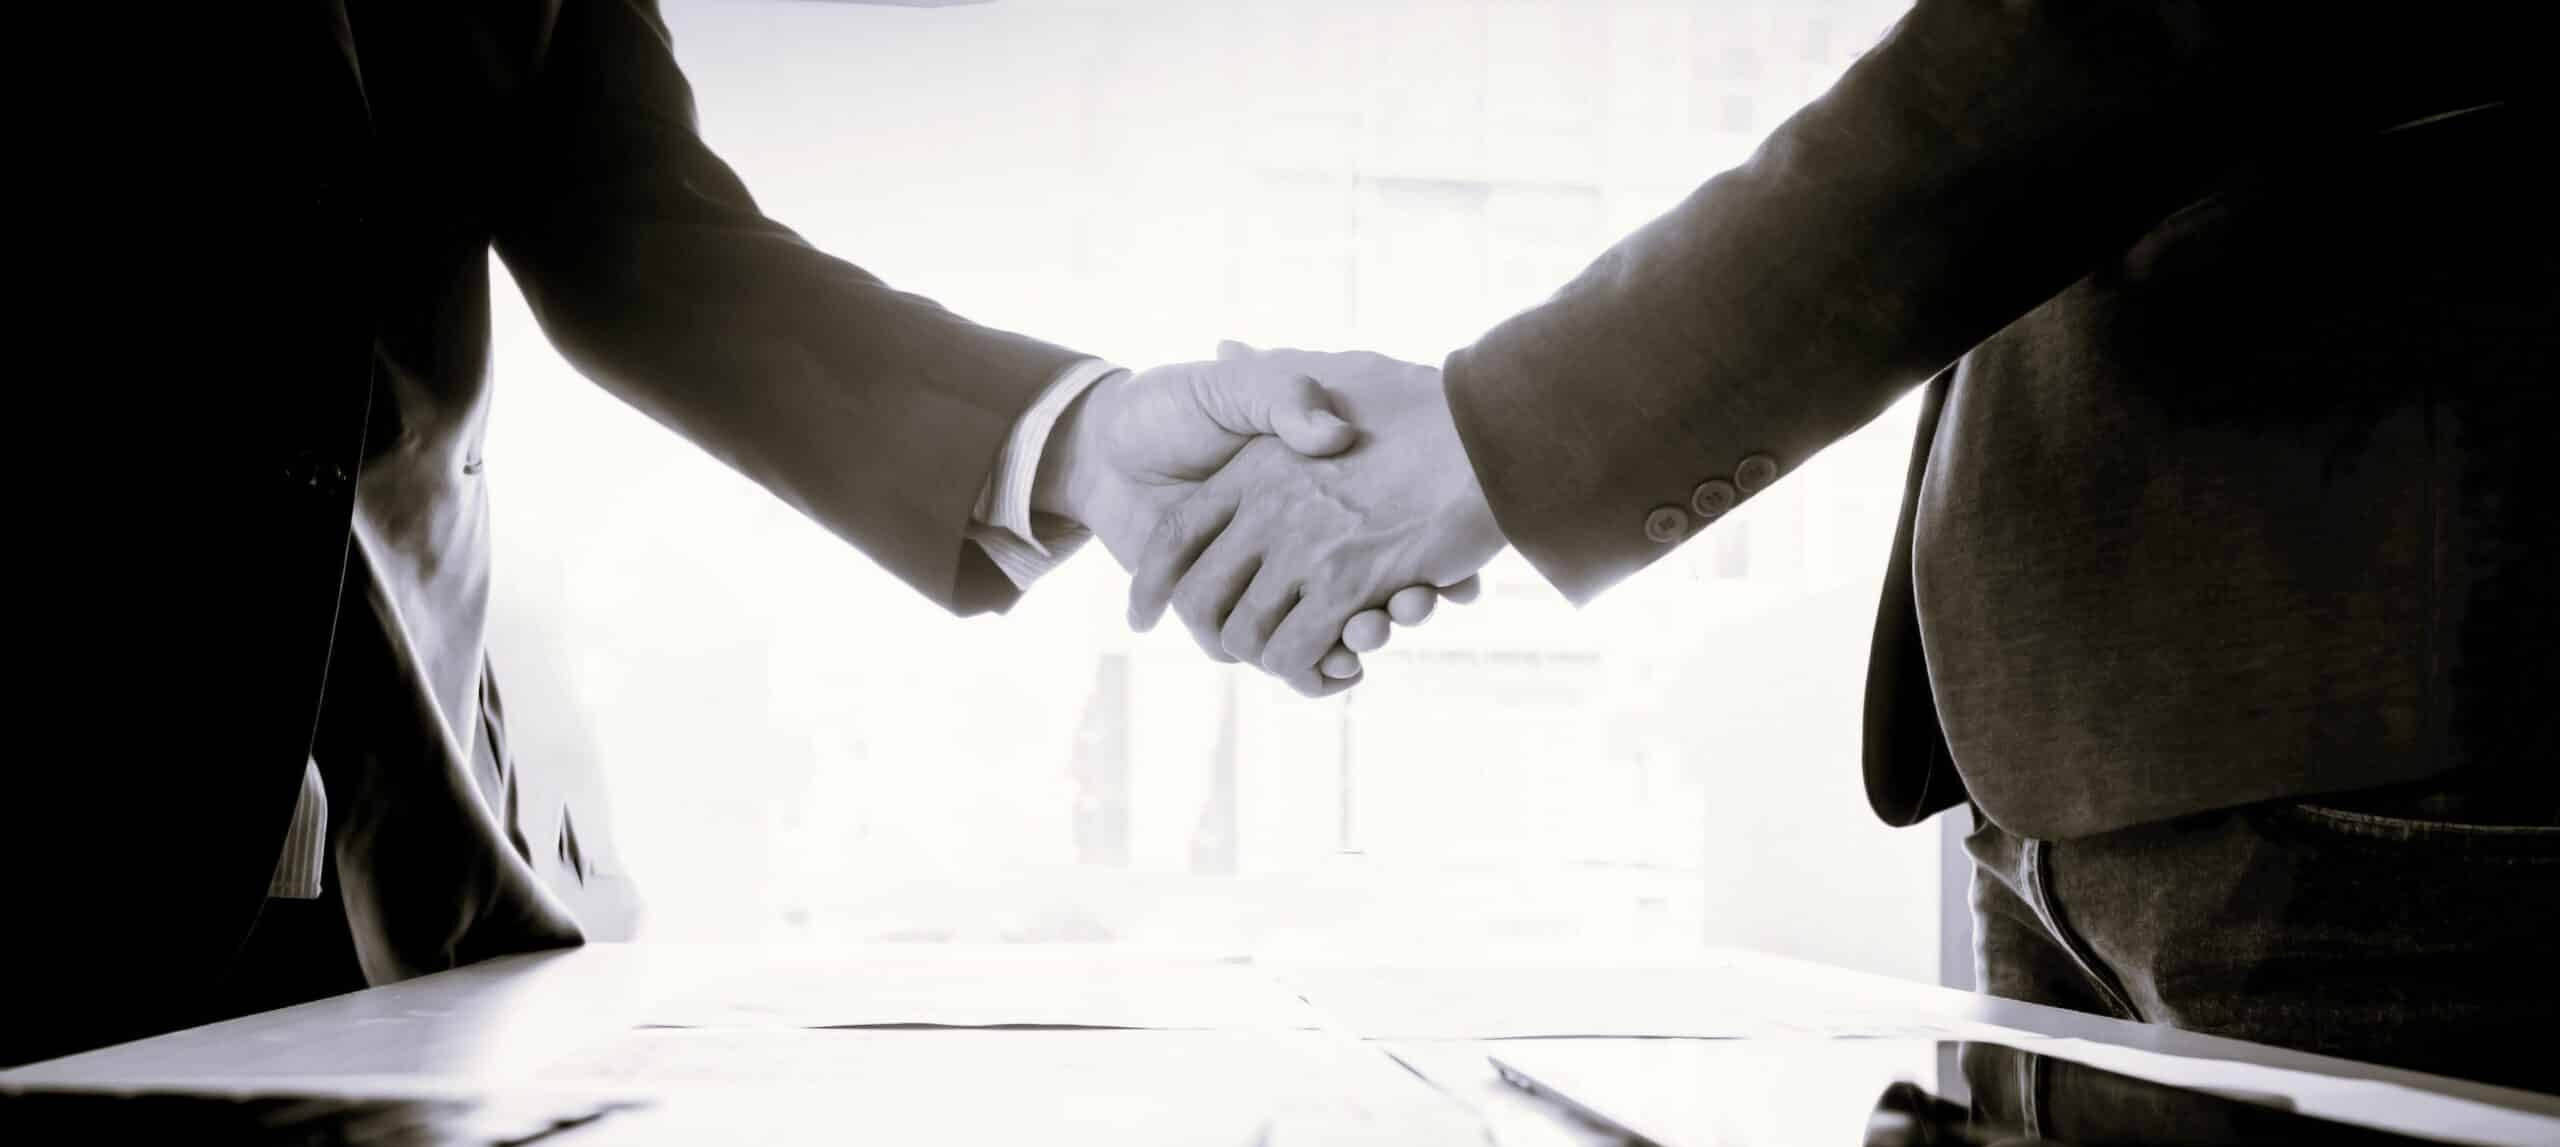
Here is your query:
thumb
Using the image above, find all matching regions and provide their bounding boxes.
[1194,363,1357,456]
[1263,373,1357,456]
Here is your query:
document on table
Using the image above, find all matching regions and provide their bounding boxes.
[575,951,1493,1143]
[1270,962,2028,1041]
[637,950,1323,1031]
[535,1028,1489,1145]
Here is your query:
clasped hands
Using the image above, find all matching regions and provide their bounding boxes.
[1036,342,1507,696]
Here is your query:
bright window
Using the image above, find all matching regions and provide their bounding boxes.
[486,0,1941,982]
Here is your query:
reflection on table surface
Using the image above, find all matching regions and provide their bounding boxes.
[12,947,2556,1146]
[1490,1039,2531,1147]
[11,1037,2499,1146]
[1920,1041,2454,1146]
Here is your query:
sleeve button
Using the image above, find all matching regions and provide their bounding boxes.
[1643,505,1690,543]
[1734,453,1780,493]
[1690,478,1738,519]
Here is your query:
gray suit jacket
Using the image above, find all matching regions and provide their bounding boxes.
[1443,0,2554,839]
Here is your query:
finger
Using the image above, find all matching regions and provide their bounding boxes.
[1128,486,1238,631]
[1216,339,1258,362]
[1220,563,1301,665]
[1264,591,1363,681]
[1265,374,1356,457]
[1341,609,1392,654]
[1167,527,1264,664]
[1439,574,1483,605]
[1284,661,1360,699]
[1320,645,1363,680]
[1386,585,1438,627]
[1192,364,1355,457]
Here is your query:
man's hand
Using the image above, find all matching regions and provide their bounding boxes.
[1125,347,1506,696]
[1033,359,1354,566]
[1031,353,1465,687]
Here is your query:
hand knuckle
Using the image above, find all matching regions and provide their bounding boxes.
[1248,578,1301,612]
[1153,504,1192,546]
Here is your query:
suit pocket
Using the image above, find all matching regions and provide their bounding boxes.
[2269,802,2560,859]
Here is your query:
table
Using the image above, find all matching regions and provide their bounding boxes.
[7,943,2555,1144]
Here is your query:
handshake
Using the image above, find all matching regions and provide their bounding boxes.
[1035,342,1510,697]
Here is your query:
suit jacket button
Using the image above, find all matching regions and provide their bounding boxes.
[1644,505,1690,543]
[1690,478,1738,519]
[1734,453,1780,493]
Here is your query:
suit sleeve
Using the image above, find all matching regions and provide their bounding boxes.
[490,0,1086,615]
[1443,0,2540,604]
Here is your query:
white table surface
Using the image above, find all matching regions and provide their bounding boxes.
[8,943,2555,1145]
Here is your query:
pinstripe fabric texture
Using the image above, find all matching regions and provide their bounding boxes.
[265,760,328,900]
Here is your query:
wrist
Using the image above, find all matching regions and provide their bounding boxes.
[1450,477,1507,572]
[1031,370,1114,527]
[1426,383,1508,572]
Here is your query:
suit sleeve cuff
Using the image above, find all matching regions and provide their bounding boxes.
[969,358,1123,589]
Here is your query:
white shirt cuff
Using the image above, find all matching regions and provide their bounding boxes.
[968,358,1124,589]
[267,758,328,900]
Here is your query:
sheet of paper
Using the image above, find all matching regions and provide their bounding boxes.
[2035,1038,2560,1147]
[536,1027,1490,1145]
[1477,1037,1954,1147]
[1274,963,2028,1042]
[640,950,1322,1031]
[1375,1041,1638,1147]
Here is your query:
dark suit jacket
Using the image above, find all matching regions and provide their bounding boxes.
[1444,1,2555,839]
[9,0,1079,1065]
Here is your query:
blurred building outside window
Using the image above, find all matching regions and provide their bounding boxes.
[484,0,1943,984]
